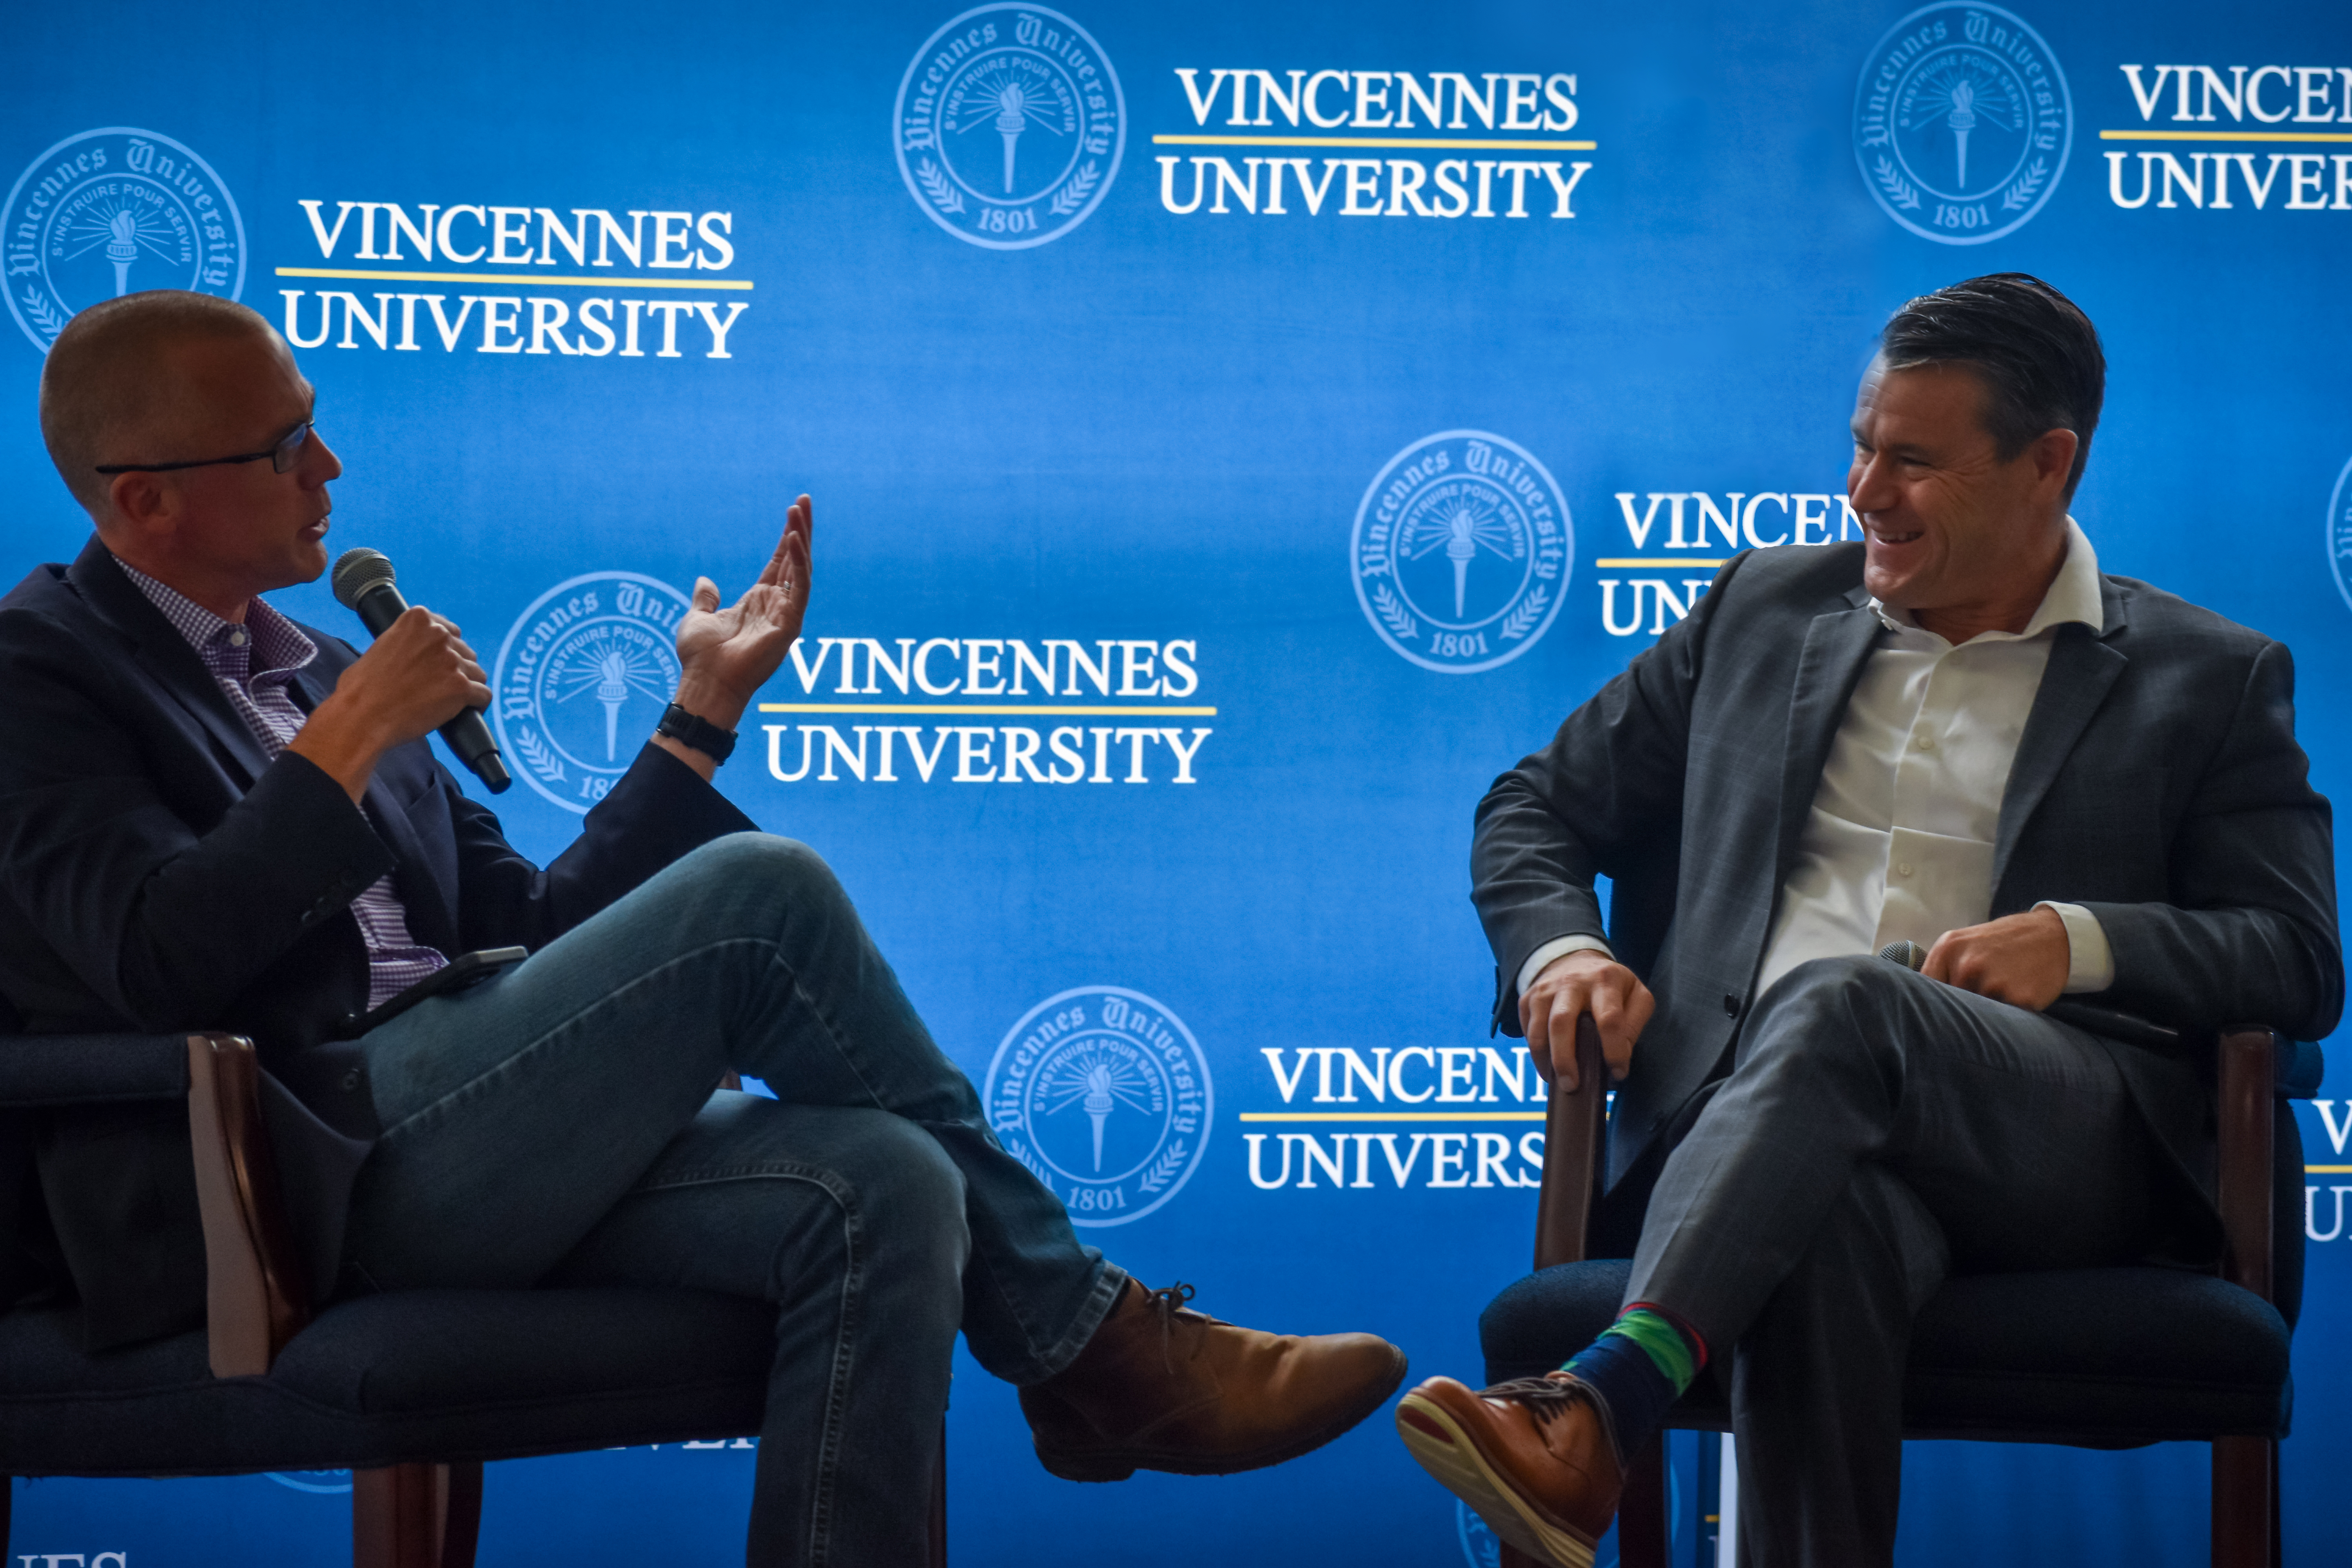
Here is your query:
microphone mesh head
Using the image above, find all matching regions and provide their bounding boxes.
[330,548,396,609]
[1877,940,1926,971]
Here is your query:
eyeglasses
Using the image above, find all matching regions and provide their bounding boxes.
[95,420,315,477]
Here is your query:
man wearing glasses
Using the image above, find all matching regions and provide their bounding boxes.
[0,291,1405,1566]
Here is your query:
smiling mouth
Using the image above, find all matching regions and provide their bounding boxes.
[1868,526,1924,547]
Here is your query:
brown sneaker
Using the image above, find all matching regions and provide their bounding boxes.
[1018,1280,1407,1481]
[1394,1372,1622,1568]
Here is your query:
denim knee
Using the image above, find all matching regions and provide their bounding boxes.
[665,833,857,937]
[841,1115,970,1267]
[686,832,842,897]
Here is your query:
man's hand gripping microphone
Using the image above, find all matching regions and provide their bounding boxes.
[331,548,512,793]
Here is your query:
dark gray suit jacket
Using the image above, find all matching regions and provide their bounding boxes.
[1472,542,2341,1214]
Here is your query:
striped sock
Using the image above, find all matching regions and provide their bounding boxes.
[1558,1305,1705,1464]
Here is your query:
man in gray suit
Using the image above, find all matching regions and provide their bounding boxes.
[1393,274,2341,1568]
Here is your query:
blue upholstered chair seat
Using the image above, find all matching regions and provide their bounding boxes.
[1480,1260,2292,1448]
[0,1287,774,1476]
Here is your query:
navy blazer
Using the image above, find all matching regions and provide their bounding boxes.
[1472,543,2342,1236]
[0,538,756,1347]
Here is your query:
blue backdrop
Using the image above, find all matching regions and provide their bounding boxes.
[3,1,2347,1563]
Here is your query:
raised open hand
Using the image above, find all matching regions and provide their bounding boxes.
[672,494,813,731]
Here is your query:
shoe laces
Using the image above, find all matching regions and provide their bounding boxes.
[1142,1281,1207,1374]
[1476,1375,1588,1426]
[1486,1372,1623,1461]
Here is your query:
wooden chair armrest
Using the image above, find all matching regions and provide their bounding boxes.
[2213,1025,2278,1305]
[185,1033,310,1376]
[1532,1017,1608,1270]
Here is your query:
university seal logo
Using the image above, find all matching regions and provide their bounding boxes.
[1352,430,1573,675]
[3,127,246,351]
[2328,455,2352,615]
[894,4,1126,250]
[984,986,1211,1227]
[492,572,688,815]
[1852,4,2073,245]
[1455,1501,1504,1568]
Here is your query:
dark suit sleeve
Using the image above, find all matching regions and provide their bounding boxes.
[1471,553,1747,1030]
[445,742,759,952]
[2080,640,2342,1041]
[0,619,395,1030]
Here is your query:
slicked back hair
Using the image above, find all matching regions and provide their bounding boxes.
[1879,273,2105,499]
[38,290,279,519]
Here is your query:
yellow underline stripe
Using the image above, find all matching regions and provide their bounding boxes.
[2308,1165,2352,1174]
[1152,134,1596,152]
[275,267,753,291]
[1239,1111,1545,1123]
[2099,129,2352,144]
[757,703,1216,717]
[1595,558,1731,569]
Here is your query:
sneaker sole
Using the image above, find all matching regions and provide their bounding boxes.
[1035,1345,1409,1482]
[1394,1390,1596,1568]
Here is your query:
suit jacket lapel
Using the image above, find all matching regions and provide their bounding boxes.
[65,539,275,788]
[1774,601,1884,886]
[1992,583,2132,895]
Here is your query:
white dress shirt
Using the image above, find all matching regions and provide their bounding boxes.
[1520,519,2116,1004]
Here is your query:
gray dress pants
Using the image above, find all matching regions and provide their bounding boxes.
[1624,955,2189,1568]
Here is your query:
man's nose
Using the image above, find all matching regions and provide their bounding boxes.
[305,430,345,485]
[1848,454,1895,512]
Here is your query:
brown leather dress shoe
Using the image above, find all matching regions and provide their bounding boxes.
[1019,1281,1407,1481]
[1394,1371,1622,1568]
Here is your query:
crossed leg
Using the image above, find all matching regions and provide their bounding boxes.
[1628,955,2171,1567]
[340,833,1122,1565]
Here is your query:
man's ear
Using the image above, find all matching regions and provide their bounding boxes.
[2028,426,2079,496]
[103,470,177,547]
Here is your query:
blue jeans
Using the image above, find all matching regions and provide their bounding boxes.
[341,833,1125,1567]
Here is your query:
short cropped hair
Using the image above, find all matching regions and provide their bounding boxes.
[1879,273,2105,498]
[38,290,278,517]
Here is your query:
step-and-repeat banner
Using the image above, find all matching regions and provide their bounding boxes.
[3,2,2347,1564]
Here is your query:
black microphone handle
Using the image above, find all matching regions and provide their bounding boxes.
[352,583,513,794]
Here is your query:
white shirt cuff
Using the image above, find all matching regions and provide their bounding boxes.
[2035,901,2116,994]
[1516,935,1616,1000]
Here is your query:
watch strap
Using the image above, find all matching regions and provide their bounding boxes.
[656,702,738,764]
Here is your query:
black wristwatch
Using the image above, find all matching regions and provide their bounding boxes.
[655,702,738,764]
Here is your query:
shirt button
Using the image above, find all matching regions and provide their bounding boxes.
[1914,734,1935,751]
[1896,862,1914,877]
[226,627,248,646]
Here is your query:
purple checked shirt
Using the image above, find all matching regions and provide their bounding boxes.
[118,557,449,1010]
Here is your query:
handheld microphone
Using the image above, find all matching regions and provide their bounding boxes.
[330,548,512,794]
[1878,940,1926,971]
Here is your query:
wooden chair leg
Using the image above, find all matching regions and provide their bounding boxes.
[1618,1434,1670,1568]
[2272,1443,2283,1568]
[356,1461,478,1568]
[443,1461,483,1568]
[2212,1436,2272,1568]
[928,1426,947,1568]
[1488,1432,1669,1568]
